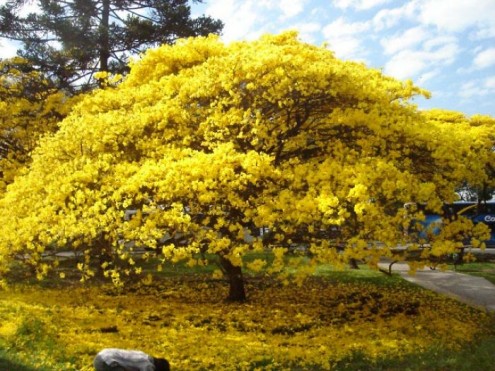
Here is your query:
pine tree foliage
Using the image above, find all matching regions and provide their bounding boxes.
[0,0,223,92]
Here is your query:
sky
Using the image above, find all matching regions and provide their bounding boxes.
[192,0,495,117]
[1,0,494,117]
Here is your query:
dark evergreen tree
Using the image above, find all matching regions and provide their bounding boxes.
[0,0,223,92]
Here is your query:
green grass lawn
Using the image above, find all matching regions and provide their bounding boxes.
[451,252,495,284]
[330,337,495,371]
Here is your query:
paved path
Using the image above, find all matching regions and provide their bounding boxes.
[378,261,495,312]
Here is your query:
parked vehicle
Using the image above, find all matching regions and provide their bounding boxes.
[405,201,495,247]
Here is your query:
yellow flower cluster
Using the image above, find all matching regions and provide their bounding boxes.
[0,57,78,192]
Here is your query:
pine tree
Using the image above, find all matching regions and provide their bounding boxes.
[0,0,223,92]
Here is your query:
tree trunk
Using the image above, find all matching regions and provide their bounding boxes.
[349,258,359,269]
[99,0,110,73]
[93,234,112,278]
[219,256,246,302]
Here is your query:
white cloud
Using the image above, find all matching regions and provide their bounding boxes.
[384,39,459,80]
[0,2,39,58]
[203,0,311,42]
[372,1,419,31]
[380,26,428,55]
[333,0,391,10]
[429,43,459,63]
[18,2,41,17]
[384,52,426,80]
[422,35,458,52]
[322,17,370,59]
[204,0,236,25]
[485,76,495,89]
[373,0,495,36]
[416,70,439,85]
[457,81,476,99]
[323,17,370,37]
[327,37,363,59]
[473,47,495,70]
[0,38,20,58]
[418,0,495,32]
[459,78,495,99]
[205,0,267,42]
[278,0,306,19]
[289,22,322,44]
[471,25,495,40]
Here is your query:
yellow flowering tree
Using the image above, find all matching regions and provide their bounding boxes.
[422,109,495,200]
[0,57,76,192]
[0,33,491,301]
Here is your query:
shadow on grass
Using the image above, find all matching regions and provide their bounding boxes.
[0,356,38,371]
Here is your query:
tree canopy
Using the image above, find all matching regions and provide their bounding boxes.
[0,32,492,300]
[0,0,223,92]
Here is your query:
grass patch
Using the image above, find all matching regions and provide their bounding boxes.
[330,335,495,371]
[450,253,495,284]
